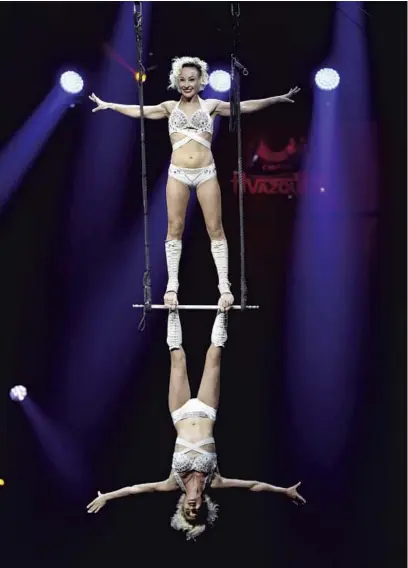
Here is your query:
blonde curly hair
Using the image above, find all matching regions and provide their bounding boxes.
[170,494,219,541]
[168,56,209,92]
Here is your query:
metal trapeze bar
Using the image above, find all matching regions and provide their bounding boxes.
[132,304,260,311]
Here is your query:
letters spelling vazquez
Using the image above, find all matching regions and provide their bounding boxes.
[231,172,302,196]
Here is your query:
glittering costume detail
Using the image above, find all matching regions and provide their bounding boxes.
[172,438,218,492]
[168,163,217,189]
[171,398,218,491]
[171,398,217,424]
[168,97,213,151]
[168,98,215,188]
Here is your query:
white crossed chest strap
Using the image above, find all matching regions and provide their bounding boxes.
[175,437,215,455]
[172,130,212,151]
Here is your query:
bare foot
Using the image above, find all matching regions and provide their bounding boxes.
[164,291,178,310]
[218,292,234,312]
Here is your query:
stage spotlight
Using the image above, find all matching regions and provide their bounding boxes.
[60,71,84,94]
[9,385,27,402]
[0,479,4,486]
[315,68,340,91]
[209,70,231,93]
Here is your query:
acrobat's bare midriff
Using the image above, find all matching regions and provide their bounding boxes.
[170,136,214,169]
[175,416,216,456]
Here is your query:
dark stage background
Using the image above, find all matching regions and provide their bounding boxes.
[1,3,406,567]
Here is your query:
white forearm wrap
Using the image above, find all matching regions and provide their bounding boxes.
[211,239,231,295]
[167,309,182,350]
[165,240,182,294]
[211,310,228,348]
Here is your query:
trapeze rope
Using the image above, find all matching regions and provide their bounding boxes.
[133,3,152,332]
[230,2,249,311]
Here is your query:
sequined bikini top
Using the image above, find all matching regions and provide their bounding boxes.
[172,437,217,492]
[168,98,213,136]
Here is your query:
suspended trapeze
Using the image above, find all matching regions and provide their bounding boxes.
[133,2,255,329]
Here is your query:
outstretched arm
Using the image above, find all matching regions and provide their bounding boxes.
[211,475,306,505]
[108,479,176,497]
[87,477,177,513]
[213,87,300,117]
[89,93,174,119]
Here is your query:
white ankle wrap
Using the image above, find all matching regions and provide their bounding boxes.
[167,309,182,350]
[165,240,182,294]
[211,310,228,348]
[211,239,231,295]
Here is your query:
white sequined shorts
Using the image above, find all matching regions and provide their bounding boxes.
[171,398,217,424]
[168,162,217,189]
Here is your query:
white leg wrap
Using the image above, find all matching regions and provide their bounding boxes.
[167,309,182,351]
[211,239,231,295]
[165,240,182,294]
[211,310,228,348]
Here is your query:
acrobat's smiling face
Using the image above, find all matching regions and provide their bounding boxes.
[183,494,203,521]
[178,66,201,98]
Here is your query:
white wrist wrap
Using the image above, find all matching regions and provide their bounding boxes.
[167,309,182,350]
[211,310,228,348]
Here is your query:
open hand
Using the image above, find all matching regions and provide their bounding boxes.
[89,93,110,112]
[87,491,107,513]
[285,482,306,506]
[279,86,301,103]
